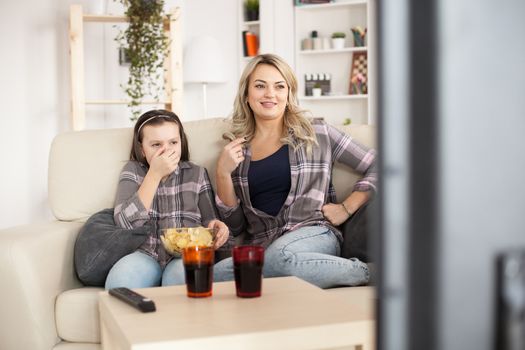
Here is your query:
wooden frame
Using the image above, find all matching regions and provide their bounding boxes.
[69,4,183,130]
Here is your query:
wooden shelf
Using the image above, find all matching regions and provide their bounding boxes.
[83,14,127,23]
[85,100,171,105]
[83,14,173,24]
[69,4,183,130]
[299,47,367,55]
[243,20,260,26]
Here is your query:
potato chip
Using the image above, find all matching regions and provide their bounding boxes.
[161,227,214,255]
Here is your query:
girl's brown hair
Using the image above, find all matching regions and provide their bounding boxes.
[130,109,189,165]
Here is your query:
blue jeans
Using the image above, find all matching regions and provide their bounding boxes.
[213,226,369,289]
[105,251,185,289]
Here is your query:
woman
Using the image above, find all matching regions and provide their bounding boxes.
[214,54,376,288]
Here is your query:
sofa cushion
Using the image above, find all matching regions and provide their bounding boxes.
[56,288,102,343]
[74,208,150,287]
[333,124,377,200]
[53,342,100,350]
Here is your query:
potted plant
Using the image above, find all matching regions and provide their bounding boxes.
[331,32,346,50]
[312,82,322,97]
[116,0,170,120]
[245,0,259,21]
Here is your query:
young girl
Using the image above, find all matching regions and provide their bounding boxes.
[105,110,229,289]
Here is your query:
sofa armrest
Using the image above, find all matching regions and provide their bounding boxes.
[0,221,84,350]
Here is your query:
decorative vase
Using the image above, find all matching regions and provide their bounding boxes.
[313,38,323,50]
[246,9,259,21]
[302,38,313,50]
[351,27,367,47]
[331,38,345,50]
[323,38,331,50]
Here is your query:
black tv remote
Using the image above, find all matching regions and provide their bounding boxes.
[108,287,156,313]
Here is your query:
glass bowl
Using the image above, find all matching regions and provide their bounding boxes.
[160,227,215,256]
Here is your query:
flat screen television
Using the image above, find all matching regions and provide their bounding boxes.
[376,1,525,349]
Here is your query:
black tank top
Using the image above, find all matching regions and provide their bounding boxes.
[248,145,291,216]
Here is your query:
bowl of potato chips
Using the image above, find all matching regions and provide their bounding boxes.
[161,227,215,255]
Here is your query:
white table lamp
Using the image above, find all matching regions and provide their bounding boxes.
[184,36,227,118]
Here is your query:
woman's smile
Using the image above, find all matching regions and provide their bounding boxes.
[260,101,277,108]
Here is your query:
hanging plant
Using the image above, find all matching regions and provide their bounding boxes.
[115,0,170,120]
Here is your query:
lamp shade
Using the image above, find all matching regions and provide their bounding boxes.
[184,36,227,83]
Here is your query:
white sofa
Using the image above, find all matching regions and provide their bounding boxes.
[0,118,376,350]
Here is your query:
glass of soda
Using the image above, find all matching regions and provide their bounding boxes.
[182,246,214,298]
[232,245,265,298]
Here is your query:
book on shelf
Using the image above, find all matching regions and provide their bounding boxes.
[243,31,259,57]
[242,30,248,56]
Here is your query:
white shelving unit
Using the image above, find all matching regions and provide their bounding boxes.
[237,0,295,79]
[299,47,367,55]
[301,94,368,101]
[237,2,261,75]
[294,0,375,125]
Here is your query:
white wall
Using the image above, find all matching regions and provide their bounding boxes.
[0,0,68,228]
[182,0,239,120]
[0,0,245,229]
[0,0,300,229]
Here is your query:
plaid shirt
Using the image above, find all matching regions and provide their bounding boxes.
[114,160,218,266]
[216,120,377,247]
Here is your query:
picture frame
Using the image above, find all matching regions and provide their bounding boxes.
[349,52,368,95]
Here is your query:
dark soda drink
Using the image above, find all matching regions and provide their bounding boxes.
[184,262,213,297]
[232,245,264,298]
[182,246,214,298]
[234,261,263,297]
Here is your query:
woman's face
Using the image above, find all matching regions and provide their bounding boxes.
[140,121,181,165]
[247,64,289,122]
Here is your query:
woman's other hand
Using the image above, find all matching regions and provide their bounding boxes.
[208,219,230,249]
[216,138,246,176]
[322,203,351,226]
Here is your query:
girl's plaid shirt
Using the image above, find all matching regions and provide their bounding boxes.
[114,161,218,266]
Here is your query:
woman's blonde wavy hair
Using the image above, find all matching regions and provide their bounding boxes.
[229,53,318,152]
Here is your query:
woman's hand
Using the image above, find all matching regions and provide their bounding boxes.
[322,192,370,226]
[208,219,230,249]
[216,138,246,177]
[322,203,351,226]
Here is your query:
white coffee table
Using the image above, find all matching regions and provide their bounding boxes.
[99,276,375,350]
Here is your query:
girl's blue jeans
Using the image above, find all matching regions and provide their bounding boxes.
[213,225,369,289]
[105,251,185,289]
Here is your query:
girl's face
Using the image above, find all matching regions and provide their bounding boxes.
[140,121,181,165]
[247,64,289,122]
